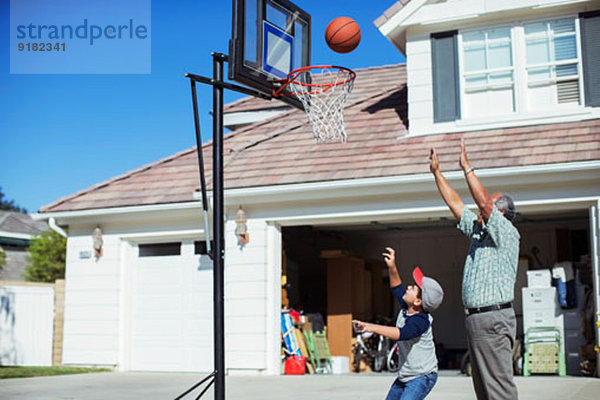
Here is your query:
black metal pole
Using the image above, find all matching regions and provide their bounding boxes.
[182,53,269,400]
[190,80,212,258]
[212,51,226,400]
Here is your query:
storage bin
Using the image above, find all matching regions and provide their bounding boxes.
[527,270,551,288]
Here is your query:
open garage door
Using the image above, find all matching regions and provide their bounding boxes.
[281,207,597,375]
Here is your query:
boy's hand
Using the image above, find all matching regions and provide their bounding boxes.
[429,148,439,173]
[352,320,369,333]
[382,247,397,269]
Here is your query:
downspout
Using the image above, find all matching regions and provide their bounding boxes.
[48,217,67,237]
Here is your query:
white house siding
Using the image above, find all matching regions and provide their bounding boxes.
[224,218,281,375]
[62,232,121,366]
[406,33,433,135]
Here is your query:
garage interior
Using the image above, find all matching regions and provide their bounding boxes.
[281,209,596,376]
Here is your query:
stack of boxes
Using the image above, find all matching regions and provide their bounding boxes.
[522,270,564,375]
[522,269,586,375]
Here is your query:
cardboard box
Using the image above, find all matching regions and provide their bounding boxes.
[527,269,551,288]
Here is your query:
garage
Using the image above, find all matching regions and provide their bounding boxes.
[129,240,213,372]
[281,206,597,376]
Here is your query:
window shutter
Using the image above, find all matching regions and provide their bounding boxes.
[580,11,600,107]
[431,31,460,122]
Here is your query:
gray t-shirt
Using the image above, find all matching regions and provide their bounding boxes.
[392,285,438,382]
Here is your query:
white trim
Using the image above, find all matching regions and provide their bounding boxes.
[410,107,600,136]
[265,223,282,375]
[589,201,600,372]
[225,160,600,200]
[271,196,600,226]
[575,16,585,106]
[118,229,205,242]
[0,230,32,240]
[379,0,592,50]
[118,240,134,372]
[378,0,429,36]
[35,160,600,221]
[33,201,201,220]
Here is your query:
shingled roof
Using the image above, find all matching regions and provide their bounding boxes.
[40,63,600,213]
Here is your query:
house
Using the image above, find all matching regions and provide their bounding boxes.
[37,0,600,375]
[0,211,48,281]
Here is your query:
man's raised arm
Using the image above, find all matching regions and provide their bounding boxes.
[430,147,464,221]
[459,139,494,222]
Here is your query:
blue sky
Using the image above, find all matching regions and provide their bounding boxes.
[0,0,405,213]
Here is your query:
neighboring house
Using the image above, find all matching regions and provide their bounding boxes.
[37,0,599,376]
[0,211,48,281]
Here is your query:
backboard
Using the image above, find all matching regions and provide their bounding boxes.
[229,0,311,109]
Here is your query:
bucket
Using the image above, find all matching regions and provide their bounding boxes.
[284,356,306,375]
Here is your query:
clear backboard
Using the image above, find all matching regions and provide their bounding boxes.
[229,0,311,109]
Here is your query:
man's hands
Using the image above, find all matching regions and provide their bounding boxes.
[382,247,396,269]
[429,148,439,174]
[431,139,471,173]
[459,138,471,172]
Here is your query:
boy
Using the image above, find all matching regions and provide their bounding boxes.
[352,247,444,400]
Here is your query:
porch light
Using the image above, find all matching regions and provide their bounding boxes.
[92,226,103,259]
[235,206,249,246]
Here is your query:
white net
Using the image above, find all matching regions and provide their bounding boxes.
[276,66,355,143]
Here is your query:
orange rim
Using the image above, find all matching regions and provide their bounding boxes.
[273,65,356,97]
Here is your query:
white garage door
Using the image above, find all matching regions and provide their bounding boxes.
[130,241,213,372]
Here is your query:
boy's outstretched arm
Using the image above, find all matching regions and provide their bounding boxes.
[352,320,400,341]
[383,247,401,288]
[430,147,464,221]
[460,138,493,222]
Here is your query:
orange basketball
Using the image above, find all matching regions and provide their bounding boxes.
[325,17,361,54]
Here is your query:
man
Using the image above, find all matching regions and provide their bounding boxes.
[430,139,519,400]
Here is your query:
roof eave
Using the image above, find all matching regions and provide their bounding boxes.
[33,160,600,226]
[376,0,429,56]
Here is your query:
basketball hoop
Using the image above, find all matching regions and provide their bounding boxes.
[273,65,356,143]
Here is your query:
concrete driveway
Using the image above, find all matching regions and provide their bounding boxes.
[1,371,598,400]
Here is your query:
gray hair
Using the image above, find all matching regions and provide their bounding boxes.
[495,194,516,221]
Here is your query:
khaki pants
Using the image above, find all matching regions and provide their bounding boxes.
[465,307,518,400]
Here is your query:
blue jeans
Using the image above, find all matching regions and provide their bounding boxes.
[385,372,438,400]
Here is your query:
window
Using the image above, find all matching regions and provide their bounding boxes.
[442,16,588,123]
[525,19,581,109]
[194,240,214,255]
[461,27,515,118]
[138,242,181,257]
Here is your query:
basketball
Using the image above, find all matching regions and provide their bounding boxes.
[325,17,361,54]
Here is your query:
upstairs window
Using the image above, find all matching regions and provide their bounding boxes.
[525,19,581,109]
[432,14,597,124]
[461,27,515,118]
